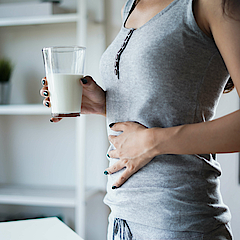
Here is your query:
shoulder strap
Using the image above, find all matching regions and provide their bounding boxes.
[122,0,136,24]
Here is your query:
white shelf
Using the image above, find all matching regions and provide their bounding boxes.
[0,104,51,115]
[0,14,79,27]
[0,185,75,207]
[0,0,91,237]
[0,184,103,208]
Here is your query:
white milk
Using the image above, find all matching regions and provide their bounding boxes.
[47,73,83,116]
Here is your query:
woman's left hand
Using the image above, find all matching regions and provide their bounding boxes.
[105,121,157,188]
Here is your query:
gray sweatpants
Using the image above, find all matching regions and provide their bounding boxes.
[107,213,233,240]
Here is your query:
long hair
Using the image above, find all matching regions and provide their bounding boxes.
[222,0,240,93]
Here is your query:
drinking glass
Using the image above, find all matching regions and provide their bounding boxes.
[42,46,86,117]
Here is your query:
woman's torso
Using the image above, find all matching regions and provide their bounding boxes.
[100,0,231,233]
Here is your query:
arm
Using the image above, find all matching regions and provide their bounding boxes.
[155,0,240,155]
[106,0,240,188]
[151,109,240,156]
[40,76,106,122]
[107,109,240,188]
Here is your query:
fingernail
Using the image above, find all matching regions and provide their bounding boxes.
[42,79,46,85]
[104,171,109,175]
[45,102,50,107]
[109,123,115,128]
[107,154,110,158]
[50,119,53,122]
[81,78,88,84]
[112,186,118,189]
[43,91,48,96]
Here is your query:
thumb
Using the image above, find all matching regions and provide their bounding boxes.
[80,76,97,89]
[80,76,101,94]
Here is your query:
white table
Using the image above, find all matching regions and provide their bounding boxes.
[0,217,84,240]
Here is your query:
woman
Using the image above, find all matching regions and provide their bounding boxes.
[40,0,240,239]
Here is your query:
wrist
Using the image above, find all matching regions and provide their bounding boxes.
[144,128,162,158]
[97,102,106,116]
[94,91,106,116]
[101,91,107,117]
[148,125,183,156]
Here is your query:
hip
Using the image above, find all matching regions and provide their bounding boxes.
[107,213,233,240]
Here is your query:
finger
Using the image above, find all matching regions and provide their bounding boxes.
[80,76,102,93]
[80,76,96,88]
[107,149,119,159]
[104,159,126,175]
[50,117,62,123]
[112,168,133,189]
[41,77,48,86]
[40,87,49,97]
[43,97,51,108]
[108,135,118,145]
[109,121,130,131]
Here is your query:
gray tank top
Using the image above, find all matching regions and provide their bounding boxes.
[100,0,231,233]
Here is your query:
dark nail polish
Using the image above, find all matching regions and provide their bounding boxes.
[42,79,46,85]
[81,78,88,84]
[104,171,109,175]
[45,102,49,107]
[107,154,110,158]
[109,123,115,128]
[43,91,48,96]
[50,119,53,122]
[112,186,117,189]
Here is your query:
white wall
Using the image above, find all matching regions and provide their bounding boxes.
[214,89,240,239]
[105,0,126,45]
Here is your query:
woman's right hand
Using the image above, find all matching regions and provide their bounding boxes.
[80,76,106,116]
[40,76,106,123]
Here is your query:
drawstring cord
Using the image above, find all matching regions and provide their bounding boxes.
[113,218,133,240]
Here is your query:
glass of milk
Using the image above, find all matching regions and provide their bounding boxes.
[42,46,86,117]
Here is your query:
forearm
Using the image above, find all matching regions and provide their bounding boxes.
[151,109,240,155]
[99,91,106,117]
